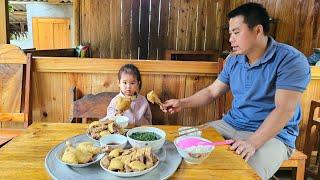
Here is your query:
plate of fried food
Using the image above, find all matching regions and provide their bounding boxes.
[56,141,104,168]
[87,119,126,141]
[100,146,159,177]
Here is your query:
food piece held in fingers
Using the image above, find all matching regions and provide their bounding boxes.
[147,90,165,110]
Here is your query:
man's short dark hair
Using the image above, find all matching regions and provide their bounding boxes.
[227,3,270,34]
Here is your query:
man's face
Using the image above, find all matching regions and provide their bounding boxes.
[229,15,258,55]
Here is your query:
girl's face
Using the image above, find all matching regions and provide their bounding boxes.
[119,73,140,96]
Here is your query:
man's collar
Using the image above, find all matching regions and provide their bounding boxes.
[260,36,277,64]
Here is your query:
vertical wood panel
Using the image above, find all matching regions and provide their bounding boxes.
[215,0,225,51]
[121,0,132,59]
[36,73,52,122]
[204,0,221,51]
[140,74,155,96]
[196,0,206,50]
[130,0,140,59]
[80,0,91,46]
[139,0,150,59]
[167,0,179,50]
[186,0,198,50]
[89,0,103,58]
[53,19,70,49]
[273,0,294,45]
[313,0,320,49]
[99,0,111,58]
[204,0,215,51]
[157,0,170,59]
[153,74,185,125]
[73,0,80,46]
[176,0,188,50]
[52,73,64,122]
[110,0,121,58]
[91,74,118,94]
[183,76,216,125]
[264,0,277,17]
[295,0,317,55]
[148,0,160,59]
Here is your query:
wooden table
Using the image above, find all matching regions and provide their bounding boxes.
[0,123,260,179]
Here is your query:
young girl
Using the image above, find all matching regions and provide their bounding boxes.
[107,64,152,125]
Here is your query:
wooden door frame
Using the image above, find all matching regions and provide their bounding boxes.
[1,1,79,46]
[0,0,9,44]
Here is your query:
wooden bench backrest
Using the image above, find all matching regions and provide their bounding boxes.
[0,44,32,128]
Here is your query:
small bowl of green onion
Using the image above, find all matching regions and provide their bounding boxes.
[126,126,166,151]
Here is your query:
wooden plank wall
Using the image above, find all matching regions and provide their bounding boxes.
[80,0,320,59]
[80,0,225,59]
[31,58,221,127]
[226,0,320,56]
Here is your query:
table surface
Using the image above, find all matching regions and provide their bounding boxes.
[0,123,260,179]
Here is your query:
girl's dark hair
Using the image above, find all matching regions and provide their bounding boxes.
[228,2,270,35]
[118,64,142,90]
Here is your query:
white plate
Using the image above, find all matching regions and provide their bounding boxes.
[100,155,160,177]
[45,134,182,180]
[56,141,104,168]
[87,133,100,141]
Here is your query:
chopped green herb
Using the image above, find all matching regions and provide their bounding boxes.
[130,132,160,141]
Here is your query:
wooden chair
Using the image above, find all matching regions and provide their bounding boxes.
[277,102,320,180]
[69,86,118,123]
[0,44,32,147]
[303,100,320,179]
[279,151,307,180]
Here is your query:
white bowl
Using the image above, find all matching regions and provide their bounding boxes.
[99,115,116,122]
[99,134,127,149]
[178,127,202,137]
[100,155,159,177]
[56,141,104,167]
[126,126,166,151]
[174,136,214,164]
[100,115,129,129]
[115,116,129,128]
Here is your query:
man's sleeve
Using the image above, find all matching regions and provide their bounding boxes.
[276,53,311,92]
[217,55,232,85]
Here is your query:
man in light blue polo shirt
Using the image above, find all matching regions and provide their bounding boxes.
[163,3,310,179]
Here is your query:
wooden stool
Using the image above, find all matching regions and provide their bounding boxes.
[280,150,307,180]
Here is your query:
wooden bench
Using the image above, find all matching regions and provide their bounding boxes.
[0,45,32,148]
[280,150,307,180]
